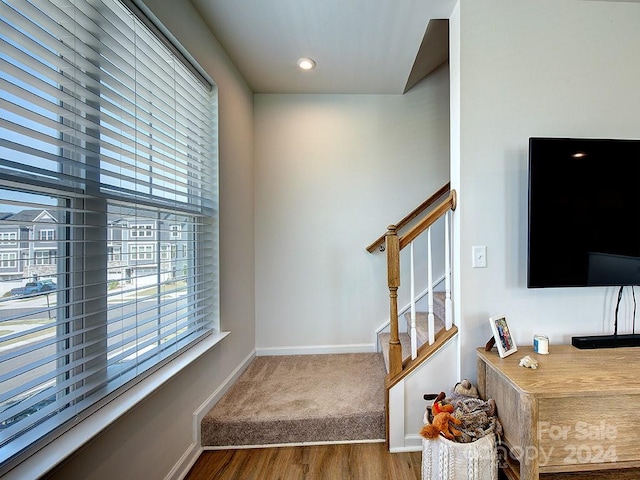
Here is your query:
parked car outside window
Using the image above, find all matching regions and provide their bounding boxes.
[10,280,57,296]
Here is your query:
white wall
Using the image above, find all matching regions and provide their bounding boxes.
[254,67,451,353]
[46,1,256,478]
[454,0,640,380]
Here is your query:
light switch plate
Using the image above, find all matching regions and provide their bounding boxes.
[472,245,487,268]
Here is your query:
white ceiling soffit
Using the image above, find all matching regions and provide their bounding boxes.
[404,19,449,94]
[189,0,456,94]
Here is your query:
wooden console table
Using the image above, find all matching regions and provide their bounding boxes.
[477,345,640,480]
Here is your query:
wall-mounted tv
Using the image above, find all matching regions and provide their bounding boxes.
[528,137,640,288]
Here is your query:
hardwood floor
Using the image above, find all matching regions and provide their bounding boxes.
[185,442,640,479]
[184,442,422,480]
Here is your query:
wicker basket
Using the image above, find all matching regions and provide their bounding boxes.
[422,434,498,480]
[421,411,498,480]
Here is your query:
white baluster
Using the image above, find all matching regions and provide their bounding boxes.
[410,242,417,359]
[427,228,435,345]
[445,211,453,330]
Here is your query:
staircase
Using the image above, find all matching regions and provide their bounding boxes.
[199,185,459,453]
[368,184,460,452]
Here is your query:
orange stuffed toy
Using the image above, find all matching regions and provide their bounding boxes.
[432,400,454,415]
[420,412,462,441]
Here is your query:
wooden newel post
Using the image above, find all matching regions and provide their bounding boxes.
[386,225,402,377]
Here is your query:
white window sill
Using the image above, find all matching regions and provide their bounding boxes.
[4,331,230,480]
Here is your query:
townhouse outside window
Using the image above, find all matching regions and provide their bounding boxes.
[108,246,122,262]
[160,243,172,261]
[130,224,154,238]
[38,230,55,241]
[34,250,55,265]
[0,0,219,474]
[0,254,17,269]
[0,233,17,245]
[130,244,155,261]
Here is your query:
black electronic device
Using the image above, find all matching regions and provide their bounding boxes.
[528,137,640,288]
[572,334,640,349]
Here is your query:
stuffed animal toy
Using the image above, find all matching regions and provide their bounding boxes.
[420,412,462,441]
[422,380,502,444]
[432,400,454,415]
[453,379,479,398]
[446,382,502,443]
[452,398,502,442]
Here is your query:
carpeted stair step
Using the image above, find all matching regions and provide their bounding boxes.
[378,331,411,373]
[201,353,386,448]
[379,292,448,373]
[404,291,446,344]
[403,312,446,347]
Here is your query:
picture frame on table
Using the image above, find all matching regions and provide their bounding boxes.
[489,314,517,358]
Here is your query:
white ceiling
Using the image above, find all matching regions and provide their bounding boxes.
[188,0,456,94]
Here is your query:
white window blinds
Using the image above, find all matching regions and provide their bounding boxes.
[0,0,218,471]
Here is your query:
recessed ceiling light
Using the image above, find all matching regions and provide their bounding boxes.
[297,57,316,70]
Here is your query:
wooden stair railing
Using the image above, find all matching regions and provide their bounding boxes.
[384,189,457,378]
[385,324,459,390]
[366,182,451,253]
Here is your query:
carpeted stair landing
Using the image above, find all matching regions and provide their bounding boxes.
[201,353,386,448]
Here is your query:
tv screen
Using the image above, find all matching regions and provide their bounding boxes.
[527,137,640,288]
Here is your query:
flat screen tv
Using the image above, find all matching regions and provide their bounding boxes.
[527,137,640,288]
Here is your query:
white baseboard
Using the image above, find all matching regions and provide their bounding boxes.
[397,434,424,452]
[168,349,256,480]
[255,343,376,356]
[389,444,422,453]
[165,441,202,480]
[192,348,256,434]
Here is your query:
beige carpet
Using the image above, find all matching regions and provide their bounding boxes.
[201,353,386,447]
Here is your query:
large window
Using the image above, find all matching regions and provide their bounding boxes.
[0,0,218,473]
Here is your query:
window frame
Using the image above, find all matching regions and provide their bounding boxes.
[0,252,17,268]
[38,229,55,241]
[169,224,181,239]
[129,243,155,261]
[129,224,154,239]
[108,245,122,262]
[33,249,55,265]
[0,232,17,245]
[0,0,221,475]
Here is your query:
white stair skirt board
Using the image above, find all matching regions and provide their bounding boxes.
[387,333,459,453]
